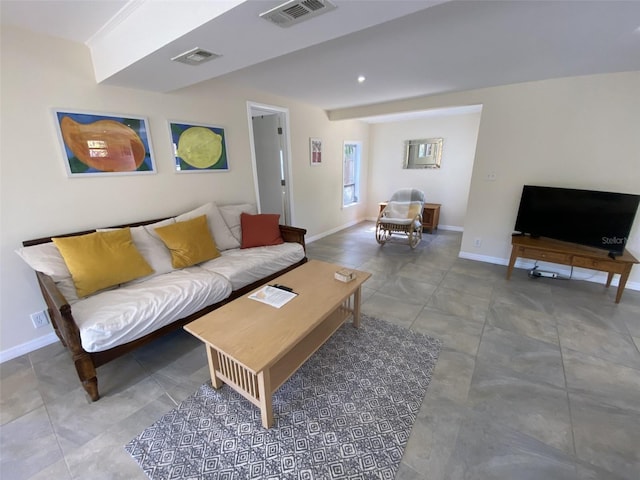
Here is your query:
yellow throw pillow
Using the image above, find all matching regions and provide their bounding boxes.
[52,228,154,298]
[154,214,220,269]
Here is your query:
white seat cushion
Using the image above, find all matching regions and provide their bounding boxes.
[380,217,414,225]
[73,268,232,352]
[199,242,305,290]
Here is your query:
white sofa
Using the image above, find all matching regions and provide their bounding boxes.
[18,202,307,401]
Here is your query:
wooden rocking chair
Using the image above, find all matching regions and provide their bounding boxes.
[375,188,425,248]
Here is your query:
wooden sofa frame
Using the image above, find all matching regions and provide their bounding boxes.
[23,219,307,402]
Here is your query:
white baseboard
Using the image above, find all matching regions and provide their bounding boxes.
[458,251,509,265]
[438,224,463,232]
[307,218,363,243]
[458,250,640,291]
[0,332,59,364]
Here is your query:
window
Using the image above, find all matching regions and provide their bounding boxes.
[342,141,361,207]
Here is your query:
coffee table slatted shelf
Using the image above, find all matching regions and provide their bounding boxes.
[184,260,371,428]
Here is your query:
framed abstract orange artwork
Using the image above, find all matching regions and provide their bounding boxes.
[53,109,156,177]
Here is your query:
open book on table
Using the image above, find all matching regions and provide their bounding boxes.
[248,285,297,308]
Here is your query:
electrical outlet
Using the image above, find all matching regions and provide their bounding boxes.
[30,310,49,329]
[474,238,482,248]
[486,172,497,181]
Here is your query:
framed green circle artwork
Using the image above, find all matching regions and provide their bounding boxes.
[169,121,229,173]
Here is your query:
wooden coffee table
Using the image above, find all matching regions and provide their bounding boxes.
[184,260,371,428]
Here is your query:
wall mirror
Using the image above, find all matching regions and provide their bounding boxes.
[403,137,443,169]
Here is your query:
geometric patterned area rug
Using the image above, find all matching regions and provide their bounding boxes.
[125,315,441,480]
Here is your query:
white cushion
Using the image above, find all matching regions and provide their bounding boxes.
[140,219,175,277]
[176,202,239,251]
[200,242,305,290]
[73,268,232,352]
[16,242,80,303]
[218,203,258,242]
[16,242,71,281]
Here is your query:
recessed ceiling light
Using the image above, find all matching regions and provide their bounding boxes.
[357,75,366,83]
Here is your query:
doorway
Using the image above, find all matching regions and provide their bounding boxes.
[247,102,293,225]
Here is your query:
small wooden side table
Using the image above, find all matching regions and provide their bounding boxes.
[378,202,441,233]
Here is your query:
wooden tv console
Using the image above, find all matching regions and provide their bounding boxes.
[507,235,638,303]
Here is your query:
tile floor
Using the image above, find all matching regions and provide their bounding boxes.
[1,221,639,479]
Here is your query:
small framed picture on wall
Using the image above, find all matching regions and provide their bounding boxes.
[310,138,322,166]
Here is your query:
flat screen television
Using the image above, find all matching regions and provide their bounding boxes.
[514,185,640,256]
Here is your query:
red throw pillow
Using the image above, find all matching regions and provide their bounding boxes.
[240,213,284,249]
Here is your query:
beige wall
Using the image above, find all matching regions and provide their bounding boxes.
[332,71,640,285]
[368,110,481,228]
[0,26,369,357]
[283,106,369,236]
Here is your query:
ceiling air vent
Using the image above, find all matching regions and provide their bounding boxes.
[171,47,221,66]
[260,0,337,28]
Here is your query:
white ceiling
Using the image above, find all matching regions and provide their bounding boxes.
[2,0,640,111]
